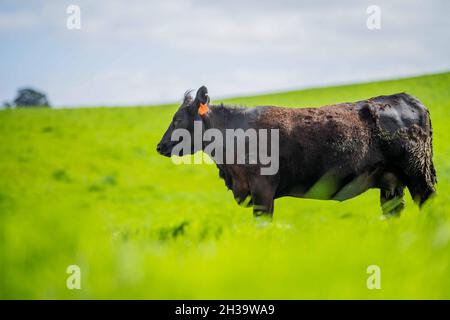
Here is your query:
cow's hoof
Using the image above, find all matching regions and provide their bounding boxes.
[380,211,402,220]
[253,210,273,222]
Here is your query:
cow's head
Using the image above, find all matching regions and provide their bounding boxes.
[156,86,209,157]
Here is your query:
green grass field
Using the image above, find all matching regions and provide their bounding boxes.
[1,72,449,299]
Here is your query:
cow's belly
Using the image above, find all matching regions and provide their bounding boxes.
[287,170,378,201]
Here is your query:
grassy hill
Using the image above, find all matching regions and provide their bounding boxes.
[0,72,449,299]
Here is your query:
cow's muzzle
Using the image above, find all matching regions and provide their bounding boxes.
[156,143,171,157]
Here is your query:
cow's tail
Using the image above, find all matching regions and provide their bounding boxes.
[406,98,437,206]
[421,109,437,205]
[427,109,437,186]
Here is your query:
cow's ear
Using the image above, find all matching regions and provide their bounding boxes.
[195,86,209,104]
[192,86,210,116]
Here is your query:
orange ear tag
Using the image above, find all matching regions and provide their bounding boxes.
[198,103,209,116]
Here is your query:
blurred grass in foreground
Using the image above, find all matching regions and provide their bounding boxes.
[0,72,449,299]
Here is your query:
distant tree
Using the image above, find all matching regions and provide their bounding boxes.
[2,101,12,109]
[13,88,50,108]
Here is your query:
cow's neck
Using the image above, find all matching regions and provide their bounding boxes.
[199,105,249,191]
[200,104,246,131]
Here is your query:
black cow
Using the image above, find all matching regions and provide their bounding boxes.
[157,86,436,218]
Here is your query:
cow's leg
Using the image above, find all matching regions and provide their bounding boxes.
[377,171,405,217]
[231,176,252,207]
[250,177,276,218]
[380,186,405,217]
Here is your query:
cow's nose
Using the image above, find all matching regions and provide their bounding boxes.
[156,143,162,153]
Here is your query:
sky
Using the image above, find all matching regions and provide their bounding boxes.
[0,0,449,107]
